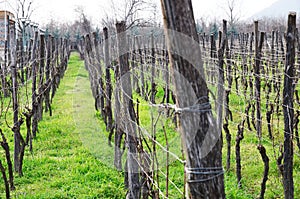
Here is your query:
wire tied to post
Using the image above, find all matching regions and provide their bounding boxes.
[151,96,212,114]
[185,166,224,183]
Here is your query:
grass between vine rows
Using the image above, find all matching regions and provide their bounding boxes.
[0,52,125,198]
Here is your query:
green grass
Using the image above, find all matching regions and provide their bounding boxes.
[0,52,125,198]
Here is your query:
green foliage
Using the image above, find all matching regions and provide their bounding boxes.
[210,23,219,39]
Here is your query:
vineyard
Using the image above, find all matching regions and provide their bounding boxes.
[0,1,300,199]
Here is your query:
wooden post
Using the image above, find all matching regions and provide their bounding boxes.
[116,21,140,199]
[84,34,99,110]
[59,38,65,76]
[136,36,145,98]
[113,31,123,171]
[219,20,232,172]
[103,27,113,142]
[226,28,232,91]
[282,12,296,199]
[150,34,156,104]
[210,34,216,59]
[254,21,264,139]
[162,35,170,104]
[19,37,25,84]
[37,34,45,121]
[217,20,226,140]
[0,58,7,97]
[93,32,105,117]
[89,34,99,109]
[160,0,225,198]
[50,37,57,102]
[31,31,39,138]
[26,39,33,80]
[0,16,9,97]
[45,35,52,116]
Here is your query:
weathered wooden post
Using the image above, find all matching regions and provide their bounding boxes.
[162,35,171,104]
[93,32,105,117]
[160,0,225,198]
[37,34,45,121]
[113,31,123,171]
[45,35,52,116]
[254,21,263,139]
[84,34,100,110]
[136,36,145,98]
[19,37,25,84]
[31,31,39,138]
[103,27,113,140]
[51,36,60,102]
[218,20,231,172]
[150,34,156,104]
[116,21,140,199]
[282,12,296,199]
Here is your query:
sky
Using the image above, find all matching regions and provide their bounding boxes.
[1,0,278,27]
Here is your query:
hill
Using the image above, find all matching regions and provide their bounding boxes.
[250,0,300,19]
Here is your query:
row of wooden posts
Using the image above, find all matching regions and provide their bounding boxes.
[0,28,71,198]
[80,11,299,199]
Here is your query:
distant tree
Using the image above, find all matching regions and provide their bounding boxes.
[16,0,35,34]
[43,7,94,41]
[16,0,34,20]
[245,16,286,33]
[196,17,208,33]
[43,19,58,32]
[74,6,93,35]
[102,0,155,29]
[101,15,116,35]
[148,3,162,27]
[209,20,219,39]
[224,0,240,33]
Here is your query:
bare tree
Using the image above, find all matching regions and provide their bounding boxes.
[42,7,94,41]
[74,6,93,35]
[44,19,58,32]
[103,0,155,29]
[196,17,209,33]
[224,0,240,32]
[16,0,35,32]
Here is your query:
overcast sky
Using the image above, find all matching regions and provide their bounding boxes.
[2,0,278,26]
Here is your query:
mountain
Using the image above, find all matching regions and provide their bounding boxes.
[250,0,300,19]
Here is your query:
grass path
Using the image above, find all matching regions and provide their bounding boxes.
[5,52,125,198]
